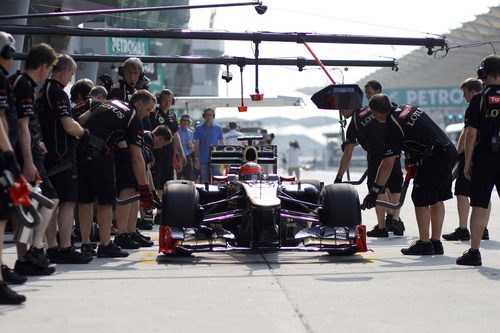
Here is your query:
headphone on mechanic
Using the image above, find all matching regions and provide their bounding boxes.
[477,60,487,80]
[202,108,215,119]
[158,89,177,105]
[0,33,16,60]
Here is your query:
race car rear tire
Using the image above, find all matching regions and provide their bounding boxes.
[320,183,361,228]
[161,182,199,228]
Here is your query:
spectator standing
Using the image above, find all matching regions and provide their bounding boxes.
[193,108,224,183]
[223,121,244,145]
[177,113,195,181]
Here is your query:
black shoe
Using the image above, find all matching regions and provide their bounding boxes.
[130,232,154,247]
[135,229,151,241]
[401,240,434,255]
[442,227,470,241]
[24,246,49,268]
[154,211,161,225]
[113,233,140,249]
[14,260,55,276]
[391,219,405,236]
[71,225,82,243]
[1,265,27,285]
[46,246,60,263]
[457,249,482,266]
[136,218,154,231]
[0,281,26,305]
[482,228,489,240]
[385,215,393,231]
[430,239,444,255]
[51,246,93,264]
[366,225,389,238]
[80,243,97,257]
[97,242,129,258]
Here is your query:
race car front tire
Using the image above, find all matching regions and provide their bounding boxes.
[161,181,200,228]
[320,183,361,228]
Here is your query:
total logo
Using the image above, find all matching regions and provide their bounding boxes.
[488,95,500,104]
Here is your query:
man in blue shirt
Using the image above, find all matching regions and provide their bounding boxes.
[177,113,195,180]
[193,108,223,183]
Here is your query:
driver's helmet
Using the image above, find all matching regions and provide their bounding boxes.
[239,162,262,181]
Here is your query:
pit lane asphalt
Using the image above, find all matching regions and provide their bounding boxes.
[1,169,499,333]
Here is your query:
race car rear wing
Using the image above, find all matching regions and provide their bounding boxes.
[209,144,278,173]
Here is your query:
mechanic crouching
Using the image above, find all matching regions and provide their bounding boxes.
[76,90,156,258]
[362,94,457,256]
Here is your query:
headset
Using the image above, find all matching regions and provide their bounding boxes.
[0,33,15,60]
[178,115,192,126]
[203,108,215,119]
[158,89,177,105]
[477,61,487,80]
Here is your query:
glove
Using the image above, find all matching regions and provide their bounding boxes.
[8,176,32,207]
[361,184,385,210]
[334,175,342,184]
[79,129,90,143]
[151,189,161,204]
[138,184,153,210]
[1,150,22,179]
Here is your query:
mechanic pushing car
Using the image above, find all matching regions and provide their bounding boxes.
[335,80,404,238]
[76,90,156,258]
[362,94,457,256]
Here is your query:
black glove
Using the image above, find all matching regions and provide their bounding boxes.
[1,150,22,179]
[361,184,385,210]
[334,175,342,184]
[79,129,90,142]
[139,184,153,210]
[151,189,161,203]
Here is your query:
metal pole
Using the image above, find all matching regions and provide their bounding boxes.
[0,1,263,20]
[12,53,398,68]
[0,25,447,51]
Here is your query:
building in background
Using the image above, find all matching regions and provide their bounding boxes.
[1,0,223,96]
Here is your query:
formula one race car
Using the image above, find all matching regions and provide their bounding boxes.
[159,137,367,256]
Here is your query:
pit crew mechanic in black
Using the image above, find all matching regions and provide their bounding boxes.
[10,43,59,276]
[442,78,490,242]
[107,57,151,130]
[149,89,186,199]
[364,94,457,256]
[77,90,156,258]
[336,80,404,238]
[457,54,500,266]
[0,31,27,304]
[37,54,91,264]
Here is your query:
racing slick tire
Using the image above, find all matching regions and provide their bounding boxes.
[320,183,361,228]
[161,181,200,228]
